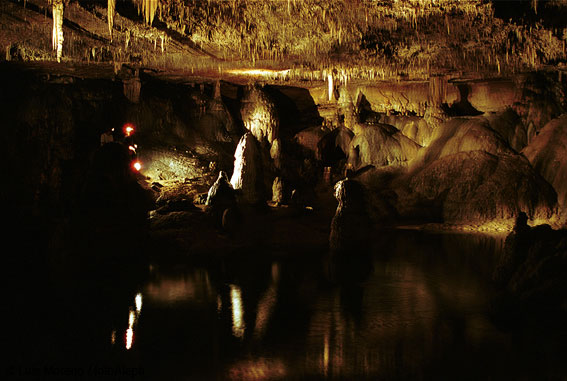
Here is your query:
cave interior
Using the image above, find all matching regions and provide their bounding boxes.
[3,0,567,379]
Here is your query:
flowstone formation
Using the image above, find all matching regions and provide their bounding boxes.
[399,117,558,225]
[523,114,567,218]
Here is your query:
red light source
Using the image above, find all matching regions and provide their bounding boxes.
[132,160,142,171]
[123,124,135,137]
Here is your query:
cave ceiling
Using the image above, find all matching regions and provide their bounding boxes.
[1,0,567,83]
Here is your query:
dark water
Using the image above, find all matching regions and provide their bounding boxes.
[5,230,567,380]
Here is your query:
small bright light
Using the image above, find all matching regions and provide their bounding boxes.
[129,145,136,152]
[133,161,142,171]
[124,124,135,137]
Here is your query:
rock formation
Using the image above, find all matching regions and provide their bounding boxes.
[329,179,372,252]
[404,117,558,224]
[317,126,354,165]
[522,114,567,213]
[272,176,285,205]
[206,170,236,208]
[206,170,237,227]
[381,114,434,147]
[240,85,279,145]
[492,214,567,315]
[230,132,265,204]
[348,123,421,168]
[484,108,528,152]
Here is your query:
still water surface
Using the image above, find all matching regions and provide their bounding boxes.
[9,230,567,380]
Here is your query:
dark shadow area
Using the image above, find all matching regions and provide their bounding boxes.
[492,0,567,30]
[265,85,323,139]
[356,92,382,124]
[443,83,483,116]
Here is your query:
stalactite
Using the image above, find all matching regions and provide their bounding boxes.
[134,0,158,25]
[49,0,64,63]
[108,0,115,42]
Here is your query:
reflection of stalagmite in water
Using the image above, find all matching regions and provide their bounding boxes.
[254,262,279,338]
[230,284,245,339]
[50,0,64,63]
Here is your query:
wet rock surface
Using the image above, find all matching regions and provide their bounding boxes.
[492,213,567,318]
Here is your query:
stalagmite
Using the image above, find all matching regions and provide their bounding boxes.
[231,132,264,205]
[50,0,64,63]
[108,0,115,41]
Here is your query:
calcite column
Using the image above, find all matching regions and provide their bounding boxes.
[108,0,115,41]
[51,0,64,63]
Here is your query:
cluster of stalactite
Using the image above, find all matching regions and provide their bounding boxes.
[134,0,159,26]
[139,0,562,75]
[42,0,566,76]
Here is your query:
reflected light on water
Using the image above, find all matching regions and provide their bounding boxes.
[254,263,280,339]
[228,358,286,381]
[135,293,142,314]
[217,294,222,314]
[230,284,245,338]
[253,285,276,338]
[145,270,214,305]
[271,262,280,283]
[125,328,133,350]
[128,309,135,328]
[125,308,136,350]
[323,334,329,376]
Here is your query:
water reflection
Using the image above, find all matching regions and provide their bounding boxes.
[144,268,214,305]
[230,284,245,339]
[93,231,567,379]
[228,358,286,380]
[124,292,142,350]
[135,292,142,313]
[253,262,279,339]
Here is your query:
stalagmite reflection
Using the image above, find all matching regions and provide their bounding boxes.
[145,269,214,305]
[125,308,135,350]
[122,292,143,350]
[253,262,280,339]
[230,284,245,339]
[228,358,286,380]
